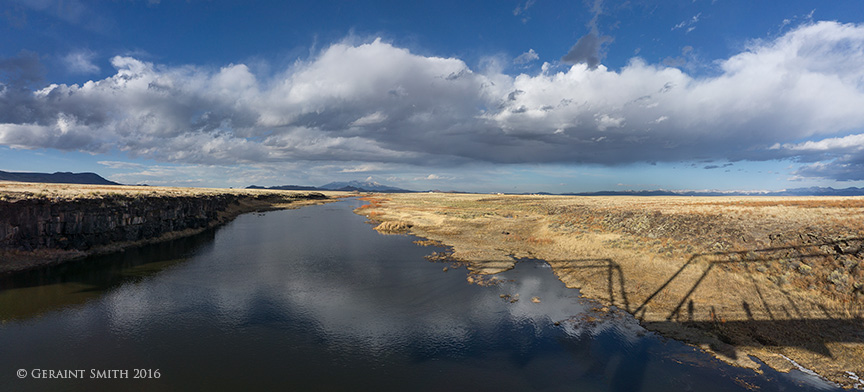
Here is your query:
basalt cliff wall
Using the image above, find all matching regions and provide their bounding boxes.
[0,192,328,272]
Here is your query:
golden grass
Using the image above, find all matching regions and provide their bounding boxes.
[355,192,864,386]
[0,181,352,201]
[374,220,412,234]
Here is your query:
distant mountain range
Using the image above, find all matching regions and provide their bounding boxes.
[319,180,410,192]
[0,170,121,186]
[2,170,862,197]
[247,180,411,193]
[249,179,864,196]
[564,187,864,197]
[246,184,322,191]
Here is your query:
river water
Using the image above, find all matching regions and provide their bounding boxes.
[0,199,842,391]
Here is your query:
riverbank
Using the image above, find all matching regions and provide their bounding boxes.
[0,181,347,273]
[355,193,864,389]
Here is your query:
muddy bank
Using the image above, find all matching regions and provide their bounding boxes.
[355,193,864,389]
[0,182,340,273]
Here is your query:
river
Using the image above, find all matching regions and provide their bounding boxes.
[0,199,841,391]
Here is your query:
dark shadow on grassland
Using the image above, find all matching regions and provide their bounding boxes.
[549,258,631,312]
[642,318,864,359]
[551,238,864,359]
[0,228,217,321]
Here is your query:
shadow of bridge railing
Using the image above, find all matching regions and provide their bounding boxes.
[550,258,631,313]
[552,237,864,358]
[635,236,864,322]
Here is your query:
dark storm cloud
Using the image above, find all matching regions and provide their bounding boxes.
[560,33,613,69]
[0,51,43,87]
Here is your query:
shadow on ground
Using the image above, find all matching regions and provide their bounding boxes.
[551,238,864,361]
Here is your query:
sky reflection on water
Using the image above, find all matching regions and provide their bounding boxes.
[0,200,842,391]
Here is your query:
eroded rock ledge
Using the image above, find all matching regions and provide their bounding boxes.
[0,187,331,273]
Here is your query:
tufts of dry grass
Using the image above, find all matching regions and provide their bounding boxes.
[353,192,864,386]
[374,220,413,234]
[414,239,445,247]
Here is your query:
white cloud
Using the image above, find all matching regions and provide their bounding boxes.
[792,158,864,182]
[771,133,864,152]
[514,49,539,65]
[350,111,388,127]
[595,114,624,131]
[3,22,864,181]
[772,133,864,181]
[62,51,99,74]
[411,173,449,181]
[513,0,536,22]
[672,12,701,33]
[339,163,385,173]
[106,162,309,188]
[97,160,145,169]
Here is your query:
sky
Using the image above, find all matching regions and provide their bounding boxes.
[2,0,864,193]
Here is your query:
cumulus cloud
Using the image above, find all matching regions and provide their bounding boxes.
[3,22,864,181]
[792,157,864,182]
[772,133,864,153]
[773,133,864,180]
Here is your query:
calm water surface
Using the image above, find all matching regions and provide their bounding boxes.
[0,199,842,391]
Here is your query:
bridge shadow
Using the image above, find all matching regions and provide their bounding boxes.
[552,237,864,359]
[551,258,631,313]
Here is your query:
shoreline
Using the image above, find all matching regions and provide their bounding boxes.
[354,193,864,389]
[0,181,348,274]
[3,183,863,387]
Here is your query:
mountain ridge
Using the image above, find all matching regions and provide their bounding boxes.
[244,182,864,197]
[563,187,864,197]
[0,170,121,186]
[247,180,411,193]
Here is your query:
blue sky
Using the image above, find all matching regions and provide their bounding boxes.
[2,0,864,192]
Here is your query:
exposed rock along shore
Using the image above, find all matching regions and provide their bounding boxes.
[0,189,331,273]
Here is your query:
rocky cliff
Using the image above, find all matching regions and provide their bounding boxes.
[0,191,329,272]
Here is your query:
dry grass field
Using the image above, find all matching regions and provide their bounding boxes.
[356,193,864,388]
[0,181,349,204]
[3,182,863,386]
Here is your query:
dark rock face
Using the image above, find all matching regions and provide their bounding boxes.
[0,195,242,252]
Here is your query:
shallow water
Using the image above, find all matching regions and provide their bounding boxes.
[0,199,842,391]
